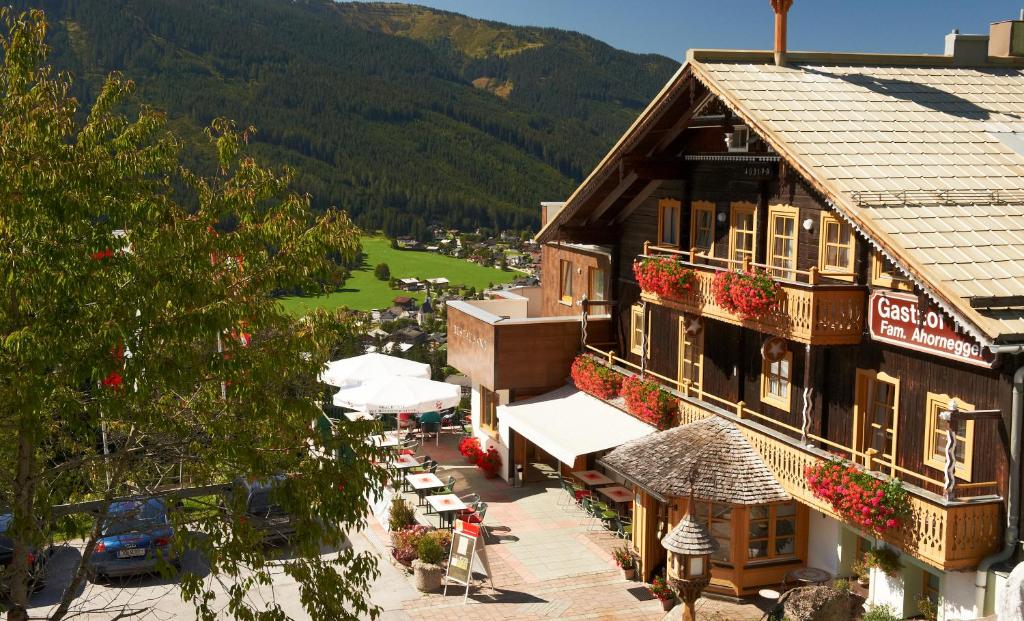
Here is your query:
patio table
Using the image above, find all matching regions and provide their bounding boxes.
[405,473,445,506]
[368,432,400,448]
[596,485,634,505]
[572,470,613,487]
[390,455,424,491]
[425,494,467,529]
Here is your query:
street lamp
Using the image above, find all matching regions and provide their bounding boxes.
[661,512,718,621]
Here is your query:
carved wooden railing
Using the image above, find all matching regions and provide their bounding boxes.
[639,245,865,345]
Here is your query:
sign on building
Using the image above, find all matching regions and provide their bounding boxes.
[867,291,996,368]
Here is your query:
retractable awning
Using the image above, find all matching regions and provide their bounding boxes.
[498,385,655,466]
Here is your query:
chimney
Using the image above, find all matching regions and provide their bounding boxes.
[944,29,990,65]
[770,0,794,66]
[989,10,1024,57]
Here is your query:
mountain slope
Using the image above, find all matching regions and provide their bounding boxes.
[23,0,678,235]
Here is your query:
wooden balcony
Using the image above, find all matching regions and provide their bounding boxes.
[679,401,1003,571]
[639,245,866,345]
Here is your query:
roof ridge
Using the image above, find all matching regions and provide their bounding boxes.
[688,48,1024,69]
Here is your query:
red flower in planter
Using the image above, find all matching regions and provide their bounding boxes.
[804,458,910,535]
[620,375,678,430]
[633,257,697,298]
[711,270,783,319]
[102,371,123,390]
[476,447,502,478]
[458,437,483,463]
[570,355,623,400]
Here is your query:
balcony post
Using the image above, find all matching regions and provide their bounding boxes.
[941,404,959,501]
[742,256,751,273]
[607,350,615,366]
[643,241,650,256]
[736,400,747,419]
[808,266,820,285]
[689,246,697,263]
[865,448,877,472]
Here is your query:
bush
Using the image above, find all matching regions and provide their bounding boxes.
[862,604,900,621]
[391,524,430,566]
[374,262,391,281]
[863,547,902,576]
[389,498,416,532]
[417,533,445,565]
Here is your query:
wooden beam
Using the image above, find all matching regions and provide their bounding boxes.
[622,156,691,181]
[614,180,662,224]
[587,171,638,224]
[969,295,1024,309]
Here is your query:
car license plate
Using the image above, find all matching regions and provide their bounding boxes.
[116,548,146,559]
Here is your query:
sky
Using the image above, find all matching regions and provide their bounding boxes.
[368,0,1024,61]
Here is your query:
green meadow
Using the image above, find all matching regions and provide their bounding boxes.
[280,236,518,315]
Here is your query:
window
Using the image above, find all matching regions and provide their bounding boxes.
[819,213,855,279]
[726,125,751,152]
[480,386,499,432]
[658,198,681,247]
[692,501,732,563]
[855,370,900,475]
[559,260,573,304]
[923,570,941,609]
[630,304,646,356]
[678,317,704,397]
[690,201,716,255]
[870,251,913,292]
[760,350,793,411]
[767,205,798,280]
[729,202,757,267]
[588,267,607,302]
[747,503,798,561]
[924,393,975,481]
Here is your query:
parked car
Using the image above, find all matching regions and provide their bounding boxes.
[87,498,177,581]
[227,476,296,542]
[0,514,50,594]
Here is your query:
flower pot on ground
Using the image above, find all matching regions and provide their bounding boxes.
[570,354,622,400]
[477,446,502,478]
[647,575,675,611]
[458,437,483,464]
[412,535,446,592]
[660,598,675,612]
[612,545,636,580]
[851,558,870,587]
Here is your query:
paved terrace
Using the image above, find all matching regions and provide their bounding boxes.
[363,432,766,621]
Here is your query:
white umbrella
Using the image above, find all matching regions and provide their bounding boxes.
[332,376,461,414]
[319,353,430,387]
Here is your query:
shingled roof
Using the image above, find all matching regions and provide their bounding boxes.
[599,415,789,505]
[662,514,719,556]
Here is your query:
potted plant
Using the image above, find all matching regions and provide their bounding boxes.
[863,547,901,577]
[804,458,911,535]
[710,269,784,319]
[390,524,430,568]
[412,533,446,592]
[458,437,483,464]
[851,556,870,587]
[570,354,623,400]
[633,257,697,299]
[612,546,635,580]
[648,575,676,612]
[621,374,678,429]
[477,446,502,478]
[388,498,417,533]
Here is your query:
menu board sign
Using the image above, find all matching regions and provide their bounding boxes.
[446,528,476,586]
[868,291,996,368]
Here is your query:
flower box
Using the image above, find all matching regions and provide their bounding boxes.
[570,355,623,400]
[634,257,697,299]
[711,270,784,319]
[459,437,483,464]
[477,446,502,478]
[804,459,910,535]
[621,374,678,430]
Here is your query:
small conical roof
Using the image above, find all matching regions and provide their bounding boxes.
[661,513,718,556]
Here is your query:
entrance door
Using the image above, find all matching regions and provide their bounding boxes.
[854,370,900,475]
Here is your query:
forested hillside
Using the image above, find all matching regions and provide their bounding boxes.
[21,1,678,235]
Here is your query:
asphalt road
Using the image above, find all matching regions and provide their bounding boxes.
[22,529,407,621]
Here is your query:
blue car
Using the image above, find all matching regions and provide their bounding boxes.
[87,498,177,581]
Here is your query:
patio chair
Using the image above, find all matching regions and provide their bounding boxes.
[464,502,488,537]
[440,475,456,495]
[597,508,618,532]
[587,500,610,531]
[616,515,633,541]
[398,437,418,456]
[557,477,575,508]
[459,493,480,506]
[410,455,432,473]
[456,499,481,521]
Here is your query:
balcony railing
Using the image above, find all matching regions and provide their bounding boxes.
[638,244,865,345]
[588,345,1004,571]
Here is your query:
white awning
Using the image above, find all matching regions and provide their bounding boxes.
[498,385,655,466]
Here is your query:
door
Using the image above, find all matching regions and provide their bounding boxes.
[854,370,900,475]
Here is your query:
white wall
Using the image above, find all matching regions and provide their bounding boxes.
[869,564,907,617]
[807,511,843,576]
[469,382,511,483]
[940,571,980,621]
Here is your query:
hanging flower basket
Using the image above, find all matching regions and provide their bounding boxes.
[633,257,697,299]
[711,270,784,319]
[804,459,911,535]
[621,375,678,430]
[571,355,623,400]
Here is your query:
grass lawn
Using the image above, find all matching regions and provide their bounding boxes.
[280,236,518,315]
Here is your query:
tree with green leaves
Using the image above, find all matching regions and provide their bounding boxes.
[373,262,391,281]
[0,9,384,621]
